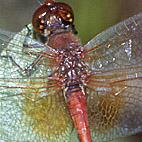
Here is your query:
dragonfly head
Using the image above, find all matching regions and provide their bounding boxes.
[32,0,77,37]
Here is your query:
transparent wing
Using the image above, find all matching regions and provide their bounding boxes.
[84,13,142,72]
[86,74,142,141]
[0,24,57,77]
[84,13,142,141]
[0,87,74,141]
[0,26,74,141]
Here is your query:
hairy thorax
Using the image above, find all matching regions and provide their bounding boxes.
[47,31,89,92]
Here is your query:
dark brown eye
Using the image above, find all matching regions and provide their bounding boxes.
[55,2,74,24]
[32,0,74,36]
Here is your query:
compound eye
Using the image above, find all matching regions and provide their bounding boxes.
[32,0,74,36]
[58,9,73,24]
[32,4,51,35]
[55,2,74,24]
[32,0,55,35]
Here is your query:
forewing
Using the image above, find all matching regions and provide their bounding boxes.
[84,13,142,72]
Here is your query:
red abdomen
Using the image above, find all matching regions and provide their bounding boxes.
[67,88,92,142]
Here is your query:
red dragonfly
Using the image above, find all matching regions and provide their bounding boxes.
[0,0,142,141]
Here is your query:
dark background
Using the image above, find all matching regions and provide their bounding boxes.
[0,0,142,141]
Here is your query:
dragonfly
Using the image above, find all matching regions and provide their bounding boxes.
[0,0,142,142]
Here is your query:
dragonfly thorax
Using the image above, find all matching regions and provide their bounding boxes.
[60,49,87,80]
[46,30,89,92]
[55,47,88,95]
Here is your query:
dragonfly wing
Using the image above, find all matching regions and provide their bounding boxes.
[0,28,74,141]
[84,13,142,72]
[84,13,142,141]
[0,87,74,141]
[0,27,57,99]
[86,72,142,141]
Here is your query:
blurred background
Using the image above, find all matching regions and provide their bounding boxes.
[0,0,142,141]
[1,0,142,45]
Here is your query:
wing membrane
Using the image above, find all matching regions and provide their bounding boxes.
[0,88,73,141]
[84,13,142,141]
[84,13,142,72]
[86,78,142,141]
[0,26,74,141]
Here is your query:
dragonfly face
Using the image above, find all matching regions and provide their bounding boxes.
[32,0,75,36]
[0,0,142,142]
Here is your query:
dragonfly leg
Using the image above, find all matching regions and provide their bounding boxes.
[71,24,78,35]
[23,25,34,49]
